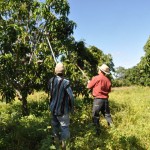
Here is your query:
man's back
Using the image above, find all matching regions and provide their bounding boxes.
[87,72,111,98]
[49,75,74,115]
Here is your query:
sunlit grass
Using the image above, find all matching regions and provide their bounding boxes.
[108,86,150,150]
[27,91,48,101]
[0,86,150,149]
[70,86,150,149]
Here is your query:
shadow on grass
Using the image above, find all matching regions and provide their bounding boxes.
[119,135,146,150]
[68,98,146,150]
[69,98,113,150]
[0,97,146,150]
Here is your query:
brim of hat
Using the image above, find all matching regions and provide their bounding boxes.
[100,68,110,74]
[55,70,64,74]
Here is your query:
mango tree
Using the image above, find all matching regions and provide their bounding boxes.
[0,0,76,116]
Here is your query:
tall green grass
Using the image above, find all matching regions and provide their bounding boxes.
[0,87,150,150]
[108,86,150,150]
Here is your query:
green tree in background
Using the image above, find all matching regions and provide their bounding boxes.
[123,37,150,86]
[137,37,150,86]
[112,66,127,87]
[112,36,150,87]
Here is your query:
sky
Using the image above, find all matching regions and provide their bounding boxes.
[67,0,150,68]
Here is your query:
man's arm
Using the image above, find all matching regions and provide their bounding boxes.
[64,81,74,112]
[87,76,97,89]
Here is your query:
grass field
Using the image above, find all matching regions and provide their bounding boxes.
[108,86,150,150]
[64,86,150,150]
[0,86,150,150]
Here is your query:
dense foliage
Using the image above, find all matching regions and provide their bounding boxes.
[137,37,150,86]
[0,0,77,115]
[0,87,150,149]
[0,0,114,115]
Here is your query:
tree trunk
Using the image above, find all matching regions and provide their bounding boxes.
[21,91,29,116]
[22,97,29,116]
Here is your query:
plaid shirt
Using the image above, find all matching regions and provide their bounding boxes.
[48,75,74,115]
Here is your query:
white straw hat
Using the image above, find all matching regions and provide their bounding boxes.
[98,64,110,74]
[55,62,64,74]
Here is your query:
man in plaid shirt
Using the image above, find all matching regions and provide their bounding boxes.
[48,62,74,149]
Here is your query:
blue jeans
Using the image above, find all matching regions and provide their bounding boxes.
[51,114,70,140]
[92,98,112,126]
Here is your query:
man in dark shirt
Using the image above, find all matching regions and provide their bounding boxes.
[87,64,113,134]
[48,62,74,149]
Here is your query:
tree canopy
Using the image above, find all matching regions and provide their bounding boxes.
[0,0,76,115]
[0,0,115,115]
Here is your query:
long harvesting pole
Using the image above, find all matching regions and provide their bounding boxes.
[45,33,90,81]
[46,36,57,64]
[76,64,89,81]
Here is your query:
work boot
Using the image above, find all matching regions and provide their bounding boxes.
[107,122,114,128]
[51,136,55,145]
[51,134,60,148]
[96,126,101,135]
[61,140,66,150]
